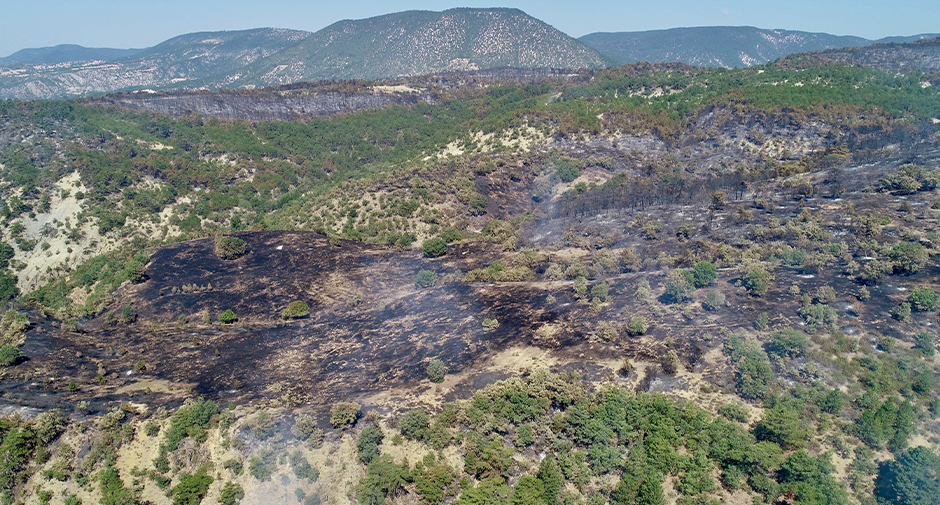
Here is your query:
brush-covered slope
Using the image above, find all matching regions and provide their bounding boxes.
[216,8,613,88]
[0,28,310,99]
[579,26,871,67]
[0,44,143,66]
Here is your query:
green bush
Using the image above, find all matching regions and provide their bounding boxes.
[908,287,939,312]
[590,283,609,303]
[215,236,247,260]
[889,241,928,275]
[248,449,276,480]
[219,310,237,324]
[415,270,438,288]
[171,470,213,505]
[422,238,448,258]
[627,316,648,336]
[691,261,717,288]
[767,329,810,358]
[218,481,245,505]
[664,269,693,303]
[0,345,20,367]
[290,413,317,440]
[427,359,447,383]
[399,409,430,441]
[437,227,464,243]
[703,289,726,311]
[357,426,384,464]
[281,300,309,320]
[915,331,935,356]
[330,402,360,429]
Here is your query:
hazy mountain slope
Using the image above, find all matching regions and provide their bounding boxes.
[213,8,613,88]
[0,28,310,99]
[579,26,870,67]
[0,44,143,66]
[785,36,940,72]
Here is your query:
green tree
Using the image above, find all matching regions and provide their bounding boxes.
[357,426,384,464]
[0,345,20,367]
[908,287,939,312]
[415,270,438,288]
[218,482,245,505]
[876,446,940,505]
[219,310,237,324]
[691,261,717,288]
[171,470,213,505]
[399,409,429,441]
[889,242,928,275]
[330,402,360,429]
[215,236,247,260]
[422,238,448,258]
[664,269,693,303]
[427,359,447,383]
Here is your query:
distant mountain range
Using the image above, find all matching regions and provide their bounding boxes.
[577,26,939,68]
[0,9,936,100]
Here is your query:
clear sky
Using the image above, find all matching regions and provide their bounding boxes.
[1,0,937,58]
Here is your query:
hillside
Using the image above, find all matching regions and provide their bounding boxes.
[211,8,613,88]
[782,36,940,72]
[0,28,311,100]
[0,51,939,505]
[579,26,870,67]
[0,44,143,66]
[579,26,940,68]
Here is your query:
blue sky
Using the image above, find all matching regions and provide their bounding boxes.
[1,0,937,58]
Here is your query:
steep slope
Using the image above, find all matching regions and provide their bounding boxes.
[579,26,870,67]
[0,28,310,100]
[0,44,143,66]
[213,8,613,88]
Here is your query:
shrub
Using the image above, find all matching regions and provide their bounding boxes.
[399,409,430,440]
[291,414,317,440]
[596,320,618,341]
[247,449,276,480]
[357,426,384,464]
[743,268,772,296]
[422,238,448,258]
[218,481,245,505]
[219,310,237,324]
[415,270,438,288]
[330,402,360,429]
[738,358,774,400]
[662,350,681,375]
[754,312,769,330]
[438,227,464,243]
[908,287,939,312]
[815,285,837,304]
[0,345,20,366]
[703,289,726,311]
[691,261,717,288]
[767,329,810,358]
[627,317,648,336]
[427,359,447,383]
[896,302,912,322]
[281,301,310,320]
[590,283,609,303]
[915,332,935,356]
[718,402,750,423]
[215,236,247,260]
[889,242,928,275]
[171,470,213,505]
[664,269,693,303]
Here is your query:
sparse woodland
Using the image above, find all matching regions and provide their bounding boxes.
[0,51,938,505]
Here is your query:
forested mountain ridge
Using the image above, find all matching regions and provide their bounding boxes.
[578,26,939,68]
